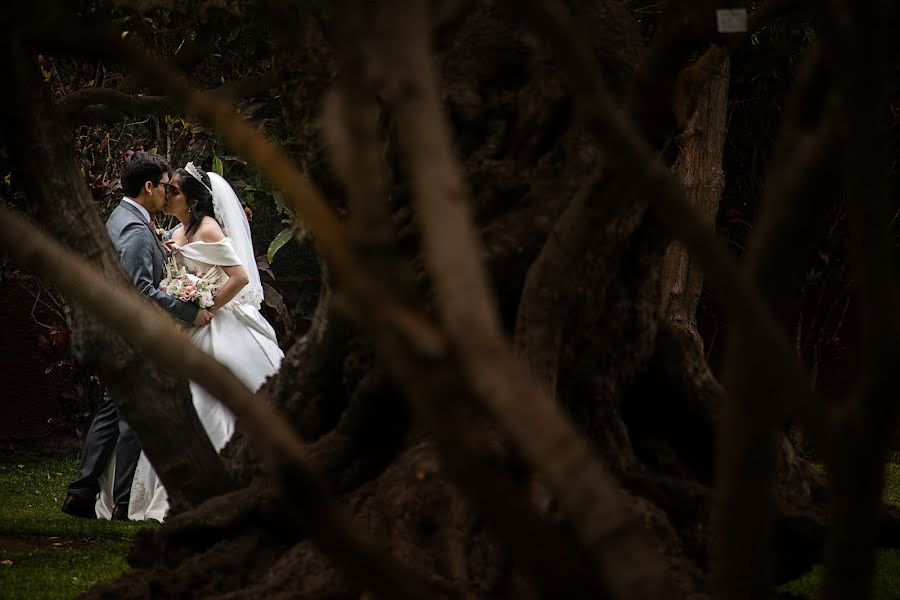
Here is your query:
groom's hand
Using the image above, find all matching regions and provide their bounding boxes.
[193,308,213,327]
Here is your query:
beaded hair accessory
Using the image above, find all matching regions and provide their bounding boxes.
[185,161,213,193]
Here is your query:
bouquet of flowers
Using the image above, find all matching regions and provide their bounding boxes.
[159,258,221,308]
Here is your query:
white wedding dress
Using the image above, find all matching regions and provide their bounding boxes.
[96,170,283,522]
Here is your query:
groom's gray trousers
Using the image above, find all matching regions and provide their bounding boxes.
[67,390,141,505]
[67,200,199,507]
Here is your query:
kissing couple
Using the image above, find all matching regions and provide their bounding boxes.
[62,151,283,522]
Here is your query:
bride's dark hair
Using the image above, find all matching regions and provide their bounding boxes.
[176,166,215,238]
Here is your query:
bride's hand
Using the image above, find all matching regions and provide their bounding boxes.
[193,308,213,327]
[163,240,177,256]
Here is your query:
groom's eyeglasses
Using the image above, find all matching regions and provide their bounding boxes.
[161,183,181,197]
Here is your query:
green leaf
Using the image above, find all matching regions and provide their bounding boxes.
[267,227,294,264]
[271,190,293,217]
[212,154,224,177]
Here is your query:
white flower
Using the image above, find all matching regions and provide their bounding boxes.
[198,291,215,308]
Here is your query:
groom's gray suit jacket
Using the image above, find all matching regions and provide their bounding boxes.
[66,200,201,506]
[106,200,199,324]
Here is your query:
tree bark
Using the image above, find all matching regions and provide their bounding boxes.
[56,74,277,125]
[660,57,730,343]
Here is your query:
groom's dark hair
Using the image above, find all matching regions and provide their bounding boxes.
[121,151,171,198]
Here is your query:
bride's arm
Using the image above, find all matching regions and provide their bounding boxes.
[211,264,250,313]
[195,218,250,314]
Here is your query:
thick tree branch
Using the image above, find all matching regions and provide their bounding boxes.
[513,166,607,394]
[818,2,900,599]
[57,72,278,125]
[374,4,500,344]
[324,0,417,301]
[822,5,898,414]
[57,87,176,123]
[372,1,676,598]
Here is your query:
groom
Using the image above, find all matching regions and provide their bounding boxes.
[62,151,213,520]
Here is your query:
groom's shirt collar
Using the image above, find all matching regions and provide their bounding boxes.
[122,197,151,224]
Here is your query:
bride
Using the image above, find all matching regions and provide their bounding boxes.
[96,162,283,521]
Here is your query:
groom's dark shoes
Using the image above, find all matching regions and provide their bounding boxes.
[111,504,129,521]
[61,494,96,519]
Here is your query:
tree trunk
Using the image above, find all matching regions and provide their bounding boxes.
[660,58,730,343]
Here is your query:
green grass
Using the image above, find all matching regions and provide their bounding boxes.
[0,543,132,600]
[883,463,900,507]
[0,458,157,599]
[0,458,156,540]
